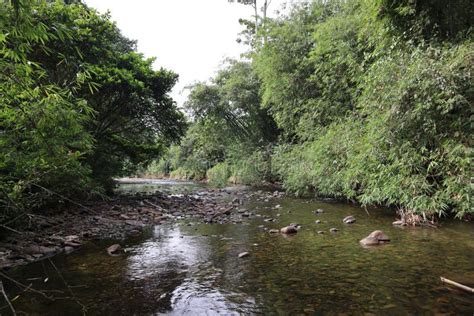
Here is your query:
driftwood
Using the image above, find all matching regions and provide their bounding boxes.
[440,277,474,293]
[0,280,16,315]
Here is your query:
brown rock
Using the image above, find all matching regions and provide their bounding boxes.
[107,244,122,255]
[368,230,390,241]
[359,236,380,246]
[360,230,390,246]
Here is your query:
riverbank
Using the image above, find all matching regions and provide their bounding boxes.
[0,185,284,269]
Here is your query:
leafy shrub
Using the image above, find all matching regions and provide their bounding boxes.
[206,163,231,187]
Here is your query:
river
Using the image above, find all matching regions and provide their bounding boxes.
[4,180,474,314]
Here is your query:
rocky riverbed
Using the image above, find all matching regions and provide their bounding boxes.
[0,186,284,269]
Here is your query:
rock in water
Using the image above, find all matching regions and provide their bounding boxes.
[238,252,250,258]
[315,220,321,224]
[280,225,298,234]
[369,230,390,242]
[360,230,390,246]
[359,236,379,246]
[107,244,122,256]
[343,215,356,224]
[329,228,339,233]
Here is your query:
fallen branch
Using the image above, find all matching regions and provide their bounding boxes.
[0,280,16,315]
[143,199,163,210]
[0,224,23,235]
[440,277,474,293]
[30,183,96,215]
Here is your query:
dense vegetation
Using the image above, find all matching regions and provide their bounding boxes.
[0,1,185,222]
[1,0,472,224]
[152,0,472,219]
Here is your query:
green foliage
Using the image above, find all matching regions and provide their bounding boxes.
[0,1,96,216]
[268,2,472,218]
[206,163,231,187]
[147,59,278,184]
[0,1,184,221]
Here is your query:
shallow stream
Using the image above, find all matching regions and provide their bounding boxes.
[4,180,474,314]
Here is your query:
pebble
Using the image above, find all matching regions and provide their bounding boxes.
[238,252,250,258]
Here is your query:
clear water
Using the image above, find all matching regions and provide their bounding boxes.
[3,181,474,315]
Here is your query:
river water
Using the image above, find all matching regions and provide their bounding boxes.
[4,180,474,315]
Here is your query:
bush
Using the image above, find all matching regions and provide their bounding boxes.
[206,163,231,187]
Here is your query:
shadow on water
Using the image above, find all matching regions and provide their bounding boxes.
[2,180,474,314]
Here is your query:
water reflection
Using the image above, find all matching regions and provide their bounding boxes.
[4,181,474,314]
[126,225,256,314]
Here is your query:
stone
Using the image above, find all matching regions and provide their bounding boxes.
[317,231,325,234]
[329,228,339,233]
[268,229,280,234]
[23,245,57,256]
[64,240,81,248]
[315,209,324,214]
[280,225,299,234]
[343,215,356,224]
[360,230,390,246]
[64,246,75,254]
[315,220,321,224]
[392,220,404,226]
[238,252,250,258]
[65,235,79,241]
[125,220,144,227]
[359,236,379,246]
[107,244,122,256]
[368,230,390,241]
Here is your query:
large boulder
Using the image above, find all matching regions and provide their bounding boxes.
[360,230,390,246]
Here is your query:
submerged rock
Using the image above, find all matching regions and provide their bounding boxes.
[392,220,405,226]
[280,224,299,234]
[360,230,390,246]
[268,229,280,234]
[343,216,356,224]
[23,245,57,256]
[238,252,250,258]
[317,231,325,234]
[107,244,122,256]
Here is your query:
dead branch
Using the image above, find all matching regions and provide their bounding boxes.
[0,280,16,315]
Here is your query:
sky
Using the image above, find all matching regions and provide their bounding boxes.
[84,0,290,107]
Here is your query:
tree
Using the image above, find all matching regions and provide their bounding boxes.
[25,2,186,190]
[228,0,272,43]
